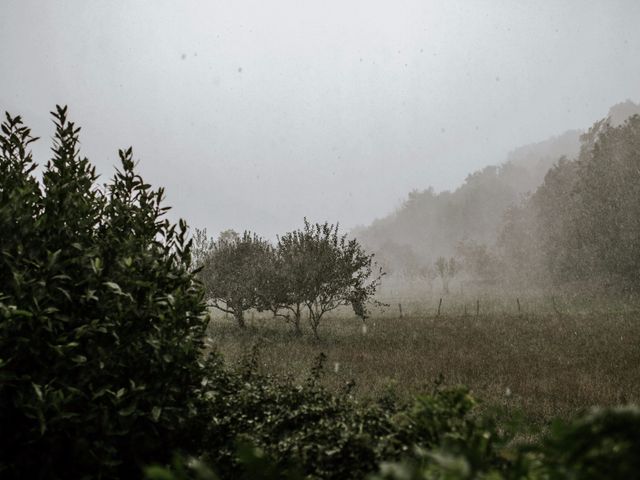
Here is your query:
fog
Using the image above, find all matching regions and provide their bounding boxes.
[2,0,640,239]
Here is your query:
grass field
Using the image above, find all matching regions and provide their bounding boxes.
[207,294,640,431]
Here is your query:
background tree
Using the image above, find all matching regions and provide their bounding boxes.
[198,231,274,328]
[261,236,308,335]
[531,156,582,284]
[434,256,457,294]
[496,200,546,286]
[455,240,502,286]
[570,116,640,288]
[276,220,383,339]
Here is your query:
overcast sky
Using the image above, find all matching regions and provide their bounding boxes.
[2,0,640,238]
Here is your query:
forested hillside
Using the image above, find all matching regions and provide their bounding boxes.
[354,100,640,283]
[500,112,640,290]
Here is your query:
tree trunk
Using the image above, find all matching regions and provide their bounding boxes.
[291,303,303,335]
[292,319,302,336]
[310,321,319,339]
[308,308,321,340]
[234,310,246,329]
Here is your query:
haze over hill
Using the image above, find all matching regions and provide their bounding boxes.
[3,1,640,239]
[354,100,640,277]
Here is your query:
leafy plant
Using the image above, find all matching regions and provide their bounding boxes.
[0,107,210,479]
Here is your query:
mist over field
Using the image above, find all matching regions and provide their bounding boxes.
[3,2,640,478]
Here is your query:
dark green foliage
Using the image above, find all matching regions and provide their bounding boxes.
[0,107,209,479]
[144,389,640,480]
[186,349,503,480]
[538,405,640,480]
[369,405,640,480]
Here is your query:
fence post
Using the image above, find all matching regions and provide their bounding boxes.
[437,298,442,317]
[398,303,403,319]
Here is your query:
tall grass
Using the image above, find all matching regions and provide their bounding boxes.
[207,296,640,429]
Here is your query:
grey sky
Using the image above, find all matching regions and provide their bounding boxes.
[2,0,640,238]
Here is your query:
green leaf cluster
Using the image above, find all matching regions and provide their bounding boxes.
[0,107,209,479]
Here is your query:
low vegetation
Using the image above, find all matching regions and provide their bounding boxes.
[208,305,640,427]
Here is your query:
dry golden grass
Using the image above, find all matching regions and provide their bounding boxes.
[207,303,640,427]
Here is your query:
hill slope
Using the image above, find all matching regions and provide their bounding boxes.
[353,100,640,277]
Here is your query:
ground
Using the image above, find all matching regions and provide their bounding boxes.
[207,294,640,432]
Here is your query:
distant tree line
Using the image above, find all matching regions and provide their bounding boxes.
[193,220,383,338]
[498,115,640,291]
[362,113,640,294]
[352,102,640,294]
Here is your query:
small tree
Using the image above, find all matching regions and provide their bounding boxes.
[435,256,458,294]
[264,229,311,335]
[277,220,383,339]
[456,240,502,286]
[198,231,273,328]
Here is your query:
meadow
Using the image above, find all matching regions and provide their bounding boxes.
[208,291,640,430]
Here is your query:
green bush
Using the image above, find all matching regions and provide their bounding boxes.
[191,349,503,480]
[144,401,640,480]
[537,405,640,479]
[0,108,210,479]
[369,404,640,480]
